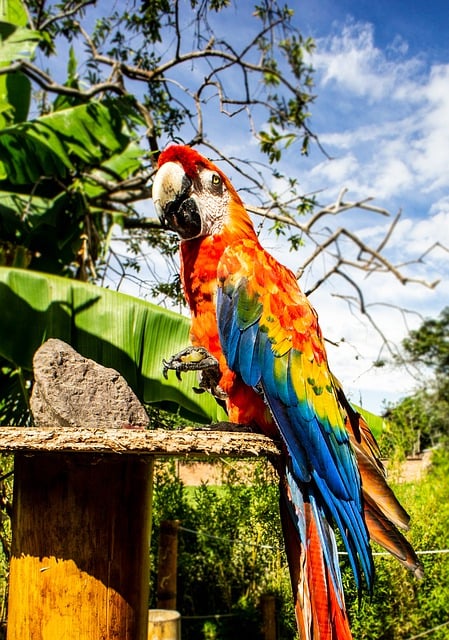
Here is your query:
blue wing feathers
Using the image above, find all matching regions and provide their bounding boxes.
[216,286,241,369]
[217,264,374,593]
[265,392,312,482]
[237,322,262,385]
[313,472,373,592]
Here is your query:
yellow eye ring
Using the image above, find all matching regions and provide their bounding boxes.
[211,173,221,186]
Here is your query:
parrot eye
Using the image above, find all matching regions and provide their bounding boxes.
[211,173,222,190]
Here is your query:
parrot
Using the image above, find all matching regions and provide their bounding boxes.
[152,144,423,640]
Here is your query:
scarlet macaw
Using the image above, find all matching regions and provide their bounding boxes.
[152,144,422,640]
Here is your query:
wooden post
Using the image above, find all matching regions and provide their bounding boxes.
[7,452,153,640]
[0,426,280,639]
[260,594,277,640]
[156,520,179,610]
[147,610,181,640]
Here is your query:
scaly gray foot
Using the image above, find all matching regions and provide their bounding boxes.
[163,346,228,400]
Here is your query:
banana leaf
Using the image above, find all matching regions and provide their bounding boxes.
[0,101,132,184]
[0,266,227,423]
[355,405,387,441]
[0,0,28,26]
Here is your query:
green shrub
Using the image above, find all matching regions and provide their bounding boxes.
[151,448,449,640]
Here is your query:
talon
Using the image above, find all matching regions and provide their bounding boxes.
[162,346,219,375]
[162,345,228,402]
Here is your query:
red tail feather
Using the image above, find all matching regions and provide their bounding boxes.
[281,480,353,640]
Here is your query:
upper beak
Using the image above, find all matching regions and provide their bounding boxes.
[152,162,202,239]
[152,162,189,222]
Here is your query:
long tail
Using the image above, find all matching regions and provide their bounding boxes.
[279,391,424,640]
[280,469,353,640]
[334,382,424,578]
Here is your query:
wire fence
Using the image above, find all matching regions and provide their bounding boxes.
[179,525,449,639]
[179,524,449,558]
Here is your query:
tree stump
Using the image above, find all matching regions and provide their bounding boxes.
[6,339,154,640]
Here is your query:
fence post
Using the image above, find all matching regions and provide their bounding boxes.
[260,594,277,640]
[147,610,181,640]
[7,452,153,640]
[156,520,180,610]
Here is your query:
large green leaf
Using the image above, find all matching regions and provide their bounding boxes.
[0,71,31,124]
[0,267,226,423]
[0,0,28,27]
[0,101,132,183]
[0,23,42,63]
[355,405,387,441]
[0,190,52,221]
[0,19,41,126]
[82,142,144,200]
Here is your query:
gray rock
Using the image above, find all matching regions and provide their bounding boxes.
[30,339,149,429]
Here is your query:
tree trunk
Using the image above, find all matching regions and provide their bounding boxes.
[260,594,277,640]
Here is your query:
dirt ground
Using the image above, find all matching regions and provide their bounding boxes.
[171,450,433,486]
[385,449,433,483]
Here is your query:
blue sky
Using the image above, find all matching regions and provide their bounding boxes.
[276,1,449,410]
[299,0,448,62]
[197,1,449,411]
[96,1,448,412]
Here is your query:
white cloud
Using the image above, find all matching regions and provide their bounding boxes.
[310,154,360,185]
[270,19,449,412]
[302,20,449,205]
[376,157,414,196]
[409,65,449,191]
[314,20,424,103]
[430,195,449,215]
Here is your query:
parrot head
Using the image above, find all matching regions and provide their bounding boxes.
[152,144,254,241]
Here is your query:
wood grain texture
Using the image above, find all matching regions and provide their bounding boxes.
[0,426,281,458]
[7,453,153,640]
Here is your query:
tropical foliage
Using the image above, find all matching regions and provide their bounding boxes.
[1,0,315,283]
[148,449,449,640]
[381,307,449,458]
[0,267,227,424]
[0,1,145,276]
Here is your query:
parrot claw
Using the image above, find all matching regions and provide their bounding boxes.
[162,346,228,401]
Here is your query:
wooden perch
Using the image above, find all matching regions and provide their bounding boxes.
[0,425,280,457]
[3,339,279,640]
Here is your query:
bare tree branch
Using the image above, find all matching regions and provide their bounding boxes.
[0,60,124,99]
[7,1,446,368]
